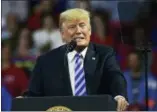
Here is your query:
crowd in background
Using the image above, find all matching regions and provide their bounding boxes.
[1,0,157,111]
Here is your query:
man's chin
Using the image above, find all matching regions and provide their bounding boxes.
[75,42,89,51]
[76,42,88,47]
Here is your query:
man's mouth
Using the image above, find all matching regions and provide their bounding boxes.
[74,37,84,41]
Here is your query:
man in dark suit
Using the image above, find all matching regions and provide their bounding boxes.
[28,8,129,111]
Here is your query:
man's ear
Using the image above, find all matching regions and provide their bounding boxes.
[60,29,66,42]
[89,26,91,36]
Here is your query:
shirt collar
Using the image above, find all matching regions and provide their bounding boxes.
[67,47,88,62]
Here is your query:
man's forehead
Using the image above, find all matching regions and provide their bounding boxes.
[64,19,88,25]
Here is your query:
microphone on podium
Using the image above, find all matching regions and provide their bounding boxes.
[66,39,77,53]
[64,39,77,66]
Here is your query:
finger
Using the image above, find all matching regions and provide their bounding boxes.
[121,100,126,110]
[117,100,120,111]
[119,99,127,111]
[117,99,122,111]
[127,101,129,106]
[121,100,129,111]
[116,98,128,111]
[125,101,129,110]
[120,100,125,111]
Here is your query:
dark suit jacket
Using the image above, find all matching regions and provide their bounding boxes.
[28,43,127,98]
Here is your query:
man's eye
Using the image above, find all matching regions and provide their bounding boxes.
[80,24,86,27]
[69,26,75,28]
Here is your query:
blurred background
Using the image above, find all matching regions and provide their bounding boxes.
[1,0,157,111]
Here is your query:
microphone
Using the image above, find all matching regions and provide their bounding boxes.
[66,39,77,53]
[64,39,77,66]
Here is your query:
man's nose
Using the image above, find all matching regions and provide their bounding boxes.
[76,26,81,34]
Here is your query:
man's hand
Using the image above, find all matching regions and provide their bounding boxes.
[115,96,129,111]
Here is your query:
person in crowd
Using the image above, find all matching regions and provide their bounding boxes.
[2,12,19,40]
[27,0,53,31]
[124,51,157,110]
[2,40,29,97]
[33,13,64,52]
[12,28,37,78]
[151,51,157,78]
[67,0,91,11]
[3,12,22,54]
[28,0,64,31]
[28,8,128,111]
[90,9,114,47]
[67,0,119,21]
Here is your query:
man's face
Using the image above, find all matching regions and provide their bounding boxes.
[61,19,91,47]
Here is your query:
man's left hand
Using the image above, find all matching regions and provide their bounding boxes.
[115,96,129,111]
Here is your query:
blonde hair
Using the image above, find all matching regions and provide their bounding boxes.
[59,8,90,29]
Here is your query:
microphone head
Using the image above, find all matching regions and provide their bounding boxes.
[66,39,77,52]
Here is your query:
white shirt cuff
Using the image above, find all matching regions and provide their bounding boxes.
[114,95,125,100]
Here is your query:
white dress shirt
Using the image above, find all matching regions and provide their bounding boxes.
[67,47,125,100]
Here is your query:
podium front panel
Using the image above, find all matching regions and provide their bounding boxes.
[12,95,117,111]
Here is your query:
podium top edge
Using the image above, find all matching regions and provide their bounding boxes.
[14,94,113,99]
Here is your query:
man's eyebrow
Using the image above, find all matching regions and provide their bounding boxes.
[80,22,85,24]
[68,24,76,27]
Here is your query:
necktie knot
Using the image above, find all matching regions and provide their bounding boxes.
[75,53,82,58]
[75,53,83,64]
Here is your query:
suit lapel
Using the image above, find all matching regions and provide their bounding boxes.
[84,43,99,94]
[60,46,73,95]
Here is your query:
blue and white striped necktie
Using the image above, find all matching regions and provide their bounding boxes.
[74,53,87,96]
